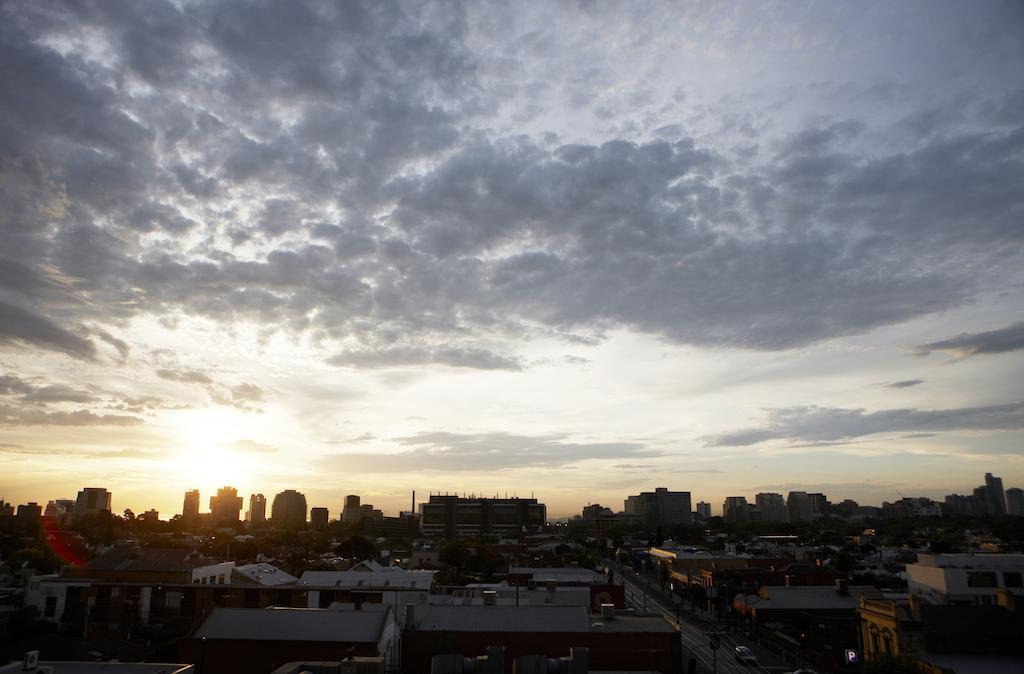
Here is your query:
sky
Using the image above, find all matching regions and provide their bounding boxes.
[1,0,1023,520]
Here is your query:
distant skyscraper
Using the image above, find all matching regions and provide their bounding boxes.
[75,487,112,518]
[247,493,267,526]
[723,496,749,523]
[756,493,787,522]
[696,502,712,520]
[272,489,308,529]
[16,502,42,524]
[786,491,812,522]
[182,489,200,522]
[310,507,329,530]
[624,488,692,527]
[209,486,243,524]
[343,495,361,524]
[44,499,75,525]
[808,492,830,517]
[985,473,1007,516]
[1006,488,1024,516]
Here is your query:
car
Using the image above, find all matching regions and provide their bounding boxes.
[734,645,758,666]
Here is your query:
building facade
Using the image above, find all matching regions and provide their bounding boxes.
[182,489,200,522]
[623,488,692,527]
[75,487,112,518]
[755,493,787,522]
[247,493,267,526]
[420,495,546,538]
[310,507,329,530]
[209,486,243,524]
[907,553,1024,605]
[272,489,308,529]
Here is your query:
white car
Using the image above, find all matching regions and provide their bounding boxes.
[734,645,758,666]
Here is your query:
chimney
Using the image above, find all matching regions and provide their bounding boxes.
[353,596,363,611]
[482,590,497,606]
[835,579,849,596]
[600,603,615,620]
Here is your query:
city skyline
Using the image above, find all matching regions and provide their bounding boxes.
[2,1,1023,519]
[7,469,1018,521]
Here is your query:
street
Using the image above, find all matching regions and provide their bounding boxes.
[617,564,795,674]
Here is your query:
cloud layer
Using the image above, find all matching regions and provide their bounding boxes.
[705,402,1024,447]
[0,0,1020,370]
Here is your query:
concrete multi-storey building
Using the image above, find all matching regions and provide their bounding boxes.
[246,493,267,525]
[984,472,1007,515]
[1007,487,1024,516]
[722,496,749,523]
[272,489,308,529]
[695,502,711,520]
[74,487,111,518]
[907,553,1024,605]
[624,488,692,527]
[182,489,200,522]
[755,493,787,522]
[209,486,243,524]
[310,507,329,530]
[342,495,362,524]
[420,494,546,538]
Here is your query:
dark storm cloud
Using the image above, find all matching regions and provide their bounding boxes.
[704,402,1024,446]
[914,322,1024,357]
[0,301,96,359]
[0,0,1022,367]
[320,431,659,472]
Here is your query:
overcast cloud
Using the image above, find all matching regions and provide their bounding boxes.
[1,0,1022,515]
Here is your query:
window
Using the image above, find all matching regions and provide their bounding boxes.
[44,596,57,618]
[1003,572,1022,588]
[966,571,997,588]
[166,591,182,609]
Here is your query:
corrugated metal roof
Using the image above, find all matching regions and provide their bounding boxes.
[232,563,297,586]
[407,605,591,632]
[299,569,435,590]
[191,607,389,643]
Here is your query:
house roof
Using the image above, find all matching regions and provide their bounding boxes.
[408,605,592,632]
[406,605,674,633]
[191,607,389,643]
[231,563,297,586]
[299,569,434,590]
[82,547,213,573]
[739,585,877,611]
[434,586,593,607]
[508,567,603,583]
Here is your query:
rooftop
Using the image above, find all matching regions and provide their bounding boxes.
[738,585,878,611]
[0,663,192,674]
[299,569,435,590]
[77,547,213,573]
[232,563,297,586]
[190,607,389,643]
[406,605,674,633]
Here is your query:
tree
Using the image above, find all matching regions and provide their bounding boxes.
[335,535,374,562]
